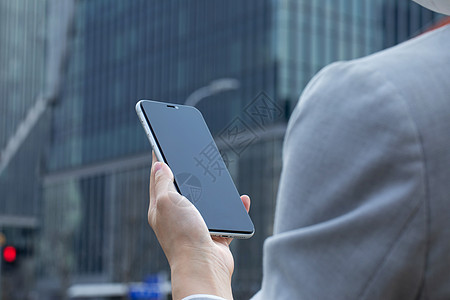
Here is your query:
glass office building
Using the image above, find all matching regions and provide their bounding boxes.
[0,1,47,299]
[0,1,444,299]
[0,1,46,217]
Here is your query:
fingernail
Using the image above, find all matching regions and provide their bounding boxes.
[154,162,162,173]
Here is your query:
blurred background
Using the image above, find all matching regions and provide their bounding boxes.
[0,0,448,299]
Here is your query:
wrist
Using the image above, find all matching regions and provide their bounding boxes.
[170,246,233,300]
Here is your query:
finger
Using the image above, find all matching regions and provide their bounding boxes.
[154,162,177,202]
[218,195,251,246]
[241,195,251,213]
[149,151,159,223]
[212,235,233,247]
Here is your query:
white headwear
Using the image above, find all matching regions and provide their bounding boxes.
[413,0,450,15]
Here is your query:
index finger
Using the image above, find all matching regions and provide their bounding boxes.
[214,194,252,247]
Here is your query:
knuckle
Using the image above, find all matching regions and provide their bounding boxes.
[155,193,169,209]
[174,195,191,207]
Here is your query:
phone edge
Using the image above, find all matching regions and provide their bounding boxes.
[210,231,254,239]
[135,100,165,163]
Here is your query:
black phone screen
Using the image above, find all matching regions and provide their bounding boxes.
[140,100,254,236]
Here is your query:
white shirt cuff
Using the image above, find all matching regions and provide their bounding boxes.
[182,294,227,300]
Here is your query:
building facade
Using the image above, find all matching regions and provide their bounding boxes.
[0,1,47,299]
[0,1,444,299]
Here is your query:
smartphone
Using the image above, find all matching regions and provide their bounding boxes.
[136,99,254,239]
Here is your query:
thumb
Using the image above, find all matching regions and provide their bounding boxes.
[153,162,178,199]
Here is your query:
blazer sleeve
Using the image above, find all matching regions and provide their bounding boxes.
[252,61,428,300]
[182,294,226,300]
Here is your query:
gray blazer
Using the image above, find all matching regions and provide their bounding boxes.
[253,25,450,299]
[187,25,450,300]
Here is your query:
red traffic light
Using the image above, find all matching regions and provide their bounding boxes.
[3,246,16,263]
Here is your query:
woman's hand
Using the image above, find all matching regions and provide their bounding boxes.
[148,152,251,300]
